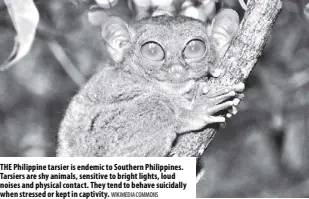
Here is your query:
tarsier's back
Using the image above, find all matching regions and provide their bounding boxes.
[57,10,243,157]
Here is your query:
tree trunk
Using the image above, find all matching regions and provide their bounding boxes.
[169,0,283,157]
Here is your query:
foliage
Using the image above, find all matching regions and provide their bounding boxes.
[1,0,39,71]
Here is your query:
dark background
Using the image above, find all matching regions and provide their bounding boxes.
[0,0,308,197]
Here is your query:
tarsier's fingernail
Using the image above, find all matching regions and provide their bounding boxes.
[233,98,240,106]
[226,113,232,118]
[211,69,223,78]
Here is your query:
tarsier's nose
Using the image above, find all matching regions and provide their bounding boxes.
[169,64,186,80]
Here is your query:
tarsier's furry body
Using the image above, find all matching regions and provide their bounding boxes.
[57,12,243,157]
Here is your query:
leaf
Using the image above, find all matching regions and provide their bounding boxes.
[0,0,39,71]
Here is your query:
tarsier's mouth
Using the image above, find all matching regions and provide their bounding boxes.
[158,80,197,97]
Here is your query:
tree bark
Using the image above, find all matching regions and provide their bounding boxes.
[169,0,283,157]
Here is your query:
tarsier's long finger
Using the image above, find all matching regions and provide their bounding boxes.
[206,100,235,114]
[204,115,226,124]
[233,98,241,105]
[211,91,236,104]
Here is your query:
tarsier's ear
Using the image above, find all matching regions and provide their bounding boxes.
[209,9,239,58]
[101,17,131,63]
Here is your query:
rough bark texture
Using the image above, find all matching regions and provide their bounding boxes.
[169,0,282,157]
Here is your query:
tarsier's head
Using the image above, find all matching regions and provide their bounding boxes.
[101,9,239,90]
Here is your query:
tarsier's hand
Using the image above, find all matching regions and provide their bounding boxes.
[187,82,245,130]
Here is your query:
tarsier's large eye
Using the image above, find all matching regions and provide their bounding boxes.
[183,39,207,59]
[141,41,165,61]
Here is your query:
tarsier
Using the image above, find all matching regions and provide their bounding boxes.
[57,3,243,157]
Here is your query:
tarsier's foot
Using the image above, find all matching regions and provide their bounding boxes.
[192,82,245,127]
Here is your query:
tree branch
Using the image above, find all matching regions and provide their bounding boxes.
[169,0,282,157]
